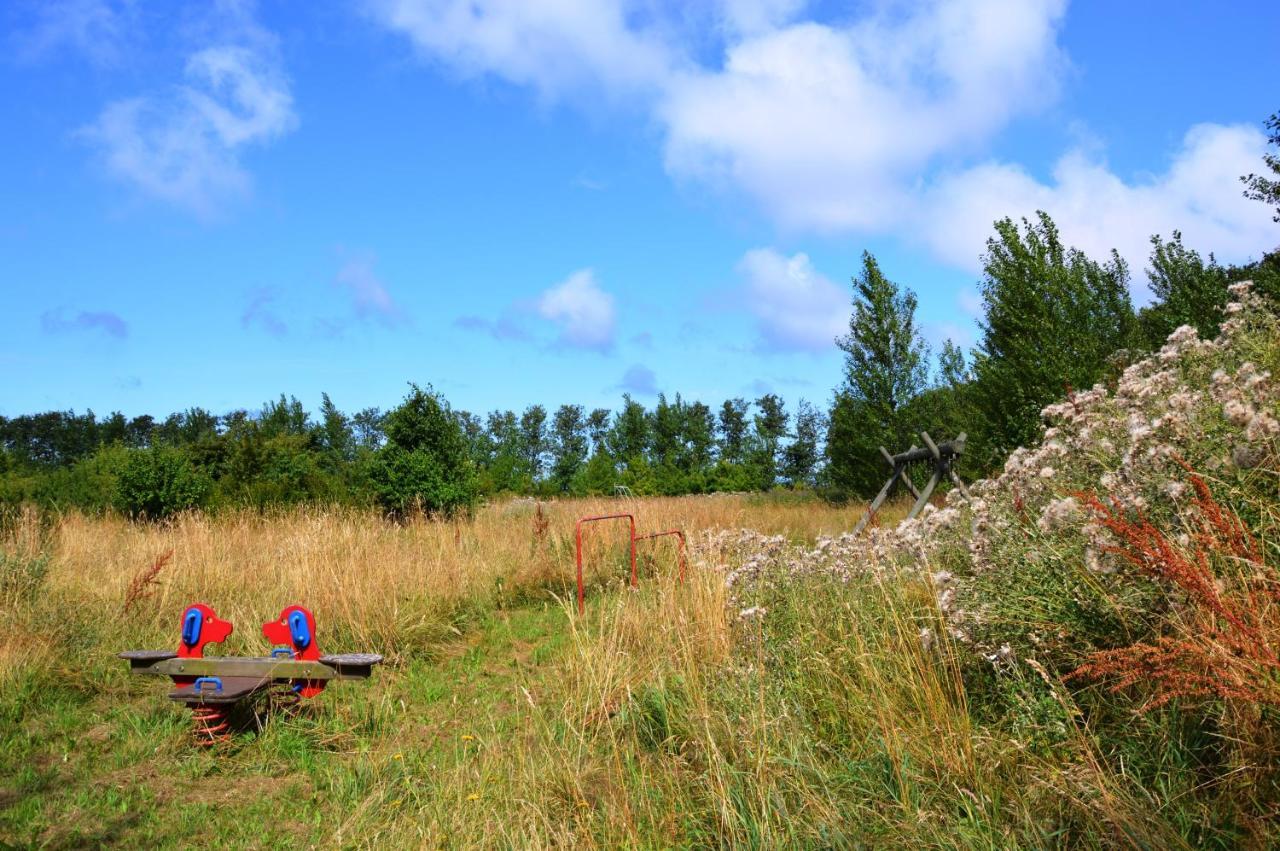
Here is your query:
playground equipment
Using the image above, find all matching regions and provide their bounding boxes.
[853,431,970,535]
[119,603,382,745]
[575,513,686,614]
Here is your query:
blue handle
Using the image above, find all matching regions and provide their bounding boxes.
[271,647,294,659]
[192,676,223,693]
[288,610,311,650]
[181,608,203,647]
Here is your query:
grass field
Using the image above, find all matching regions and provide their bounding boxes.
[2,494,923,848]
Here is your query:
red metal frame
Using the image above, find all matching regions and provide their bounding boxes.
[575,513,636,614]
[635,530,687,587]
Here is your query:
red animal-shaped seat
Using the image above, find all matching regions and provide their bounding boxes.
[174,603,234,685]
[262,604,326,698]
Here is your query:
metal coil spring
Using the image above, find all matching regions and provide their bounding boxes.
[190,703,232,746]
[270,683,303,714]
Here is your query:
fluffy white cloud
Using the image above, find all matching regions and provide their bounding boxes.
[369,0,1275,281]
[919,123,1275,281]
[364,0,675,101]
[81,6,295,215]
[537,268,617,351]
[662,1,1067,231]
[737,248,846,352]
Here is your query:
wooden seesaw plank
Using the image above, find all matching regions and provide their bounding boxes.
[117,653,382,681]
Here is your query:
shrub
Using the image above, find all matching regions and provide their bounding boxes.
[368,385,476,518]
[112,446,211,520]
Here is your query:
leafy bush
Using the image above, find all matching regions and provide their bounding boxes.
[112,446,211,520]
[368,385,476,518]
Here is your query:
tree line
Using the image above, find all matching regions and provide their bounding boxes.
[4,112,1278,519]
[0,387,827,517]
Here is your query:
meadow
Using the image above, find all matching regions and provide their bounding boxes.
[1,494,914,848]
[3,282,1279,849]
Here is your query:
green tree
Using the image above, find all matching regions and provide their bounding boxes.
[519,405,549,482]
[608,395,650,471]
[113,446,211,520]
[317,393,355,461]
[782,399,823,487]
[826,252,929,496]
[716,398,750,463]
[550,404,588,492]
[1242,110,1280,223]
[586,408,612,455]
[750,394,788,488]
[938,340,968,387]
[972,212,1135,465]
[368,385,476,517]
[1137,232,1230,347]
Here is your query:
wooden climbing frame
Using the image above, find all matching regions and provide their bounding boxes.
[853,431,970,535]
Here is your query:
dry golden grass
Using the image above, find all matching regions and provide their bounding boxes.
[4,494,887,662]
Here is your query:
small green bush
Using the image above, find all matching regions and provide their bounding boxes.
[112,447,211,520]
[368,385,476,518]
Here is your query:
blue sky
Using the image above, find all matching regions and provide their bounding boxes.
[2,0,1277,421]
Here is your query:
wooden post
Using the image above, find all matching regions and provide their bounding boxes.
[854,432,970,535]
[853,454,901,535]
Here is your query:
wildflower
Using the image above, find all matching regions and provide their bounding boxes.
[1039,466,1055,479]
[1227,279,1252,297]
[468,793,481,801]
[919,627,935,652]
[1037,496,1080,533]
[461,734,475,742]
[1223,399,1252,427]
[1246,411,1279,442]
[1163,481,1187,500]
[393,753,403,760]
[739,606,766,620]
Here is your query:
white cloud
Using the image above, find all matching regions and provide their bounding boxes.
[369,0,1276,282]
[11,0,134,67]
[364,0,675,102]
[661,1,1067,232]
[81,6,295,216]
[737,248,846,352]
[537,268,617,351]
[714,0,807,36]
[336,257,404,325]
[919,123,1276,284]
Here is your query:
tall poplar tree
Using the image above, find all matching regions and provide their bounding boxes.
[971,212,1135,464]
[825,251,929,496]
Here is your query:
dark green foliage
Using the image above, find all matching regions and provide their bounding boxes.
[751,393,788,486]
[971,212,1135,465]
[826,252,930,497]
[550,404,588,492]
[112,446,211,520]
[1241,110,1280,223]
[1137,232,1231,347]
[717,398,750,463]
[368,385,476,518]
[782,399,823,487]
[608,395,650,473]
[519,405,549,481]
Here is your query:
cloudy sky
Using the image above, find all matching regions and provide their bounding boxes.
[2,0,1277,419]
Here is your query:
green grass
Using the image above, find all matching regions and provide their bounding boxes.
[0,598,577,849]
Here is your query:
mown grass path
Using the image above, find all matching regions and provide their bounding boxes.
[1,599,575,848]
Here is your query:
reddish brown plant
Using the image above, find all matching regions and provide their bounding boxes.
[1067,473,1279,711]
[123,548,173,614]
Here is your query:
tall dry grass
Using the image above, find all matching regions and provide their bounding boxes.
[3,494,887,666]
